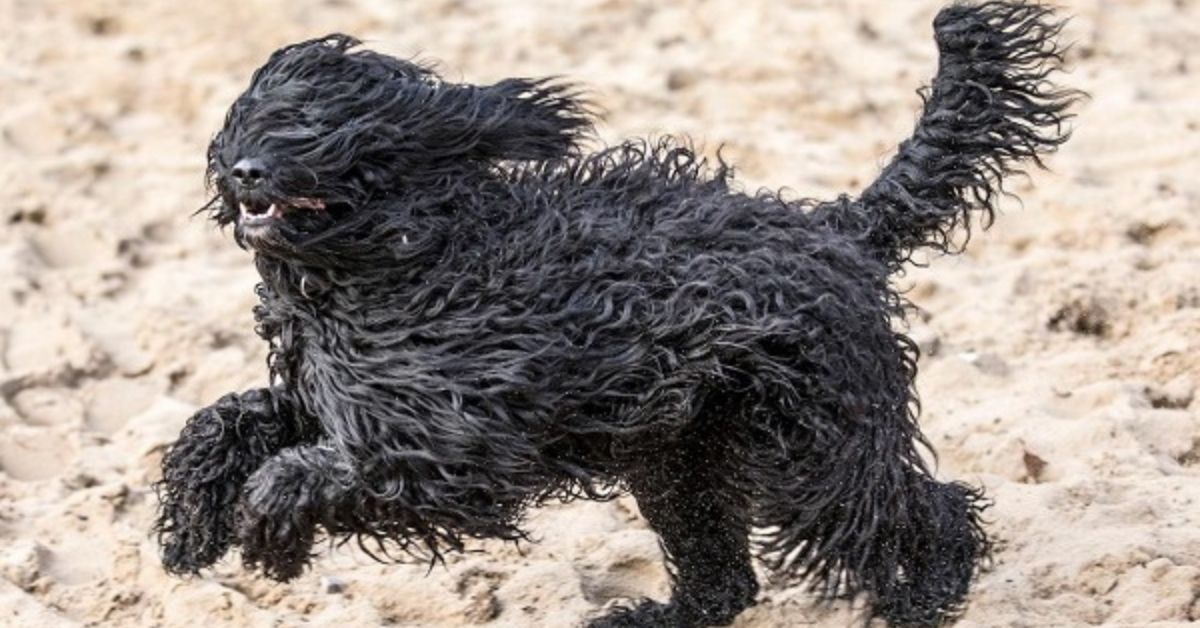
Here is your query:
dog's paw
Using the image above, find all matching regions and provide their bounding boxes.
[236,461,317,582]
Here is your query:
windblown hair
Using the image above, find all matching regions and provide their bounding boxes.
[203,34,594,265]
[156,3,1079,626]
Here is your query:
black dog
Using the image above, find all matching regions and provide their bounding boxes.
[155,2,1077,626]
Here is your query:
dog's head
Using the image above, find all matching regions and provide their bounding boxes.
[205,34,592,258]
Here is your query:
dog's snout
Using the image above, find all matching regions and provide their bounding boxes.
[231,158,267,188]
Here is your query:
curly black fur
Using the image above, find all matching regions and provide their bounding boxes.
[155,2,1079,626]
[155,388,316,575]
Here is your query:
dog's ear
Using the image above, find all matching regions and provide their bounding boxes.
[401,78,595,165]
[472,78,596,161]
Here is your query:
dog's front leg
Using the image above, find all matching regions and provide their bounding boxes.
[234,443,347,581]
[236,440,529,581]
[155,387,316,575]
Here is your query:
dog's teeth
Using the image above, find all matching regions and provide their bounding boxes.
[239,202,250,215]
[268,203,280,218]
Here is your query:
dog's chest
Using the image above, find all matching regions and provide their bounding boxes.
[277,296,471,411]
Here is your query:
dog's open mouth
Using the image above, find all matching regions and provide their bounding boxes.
[239,197,326,225]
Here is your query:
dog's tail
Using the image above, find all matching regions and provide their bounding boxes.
[813,1,1080,269]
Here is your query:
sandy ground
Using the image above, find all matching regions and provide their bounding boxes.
[1,0,1198,626]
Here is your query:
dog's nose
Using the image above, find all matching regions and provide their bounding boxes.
[230,158,267,189]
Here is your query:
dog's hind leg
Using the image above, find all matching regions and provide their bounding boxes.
[588,427,759,628]
[753,411,990,627]
[155,387,315,574]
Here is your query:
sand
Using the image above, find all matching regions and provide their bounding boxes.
[1,0,1198,625]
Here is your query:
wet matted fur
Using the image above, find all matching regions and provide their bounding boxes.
[154,2,1079,626]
